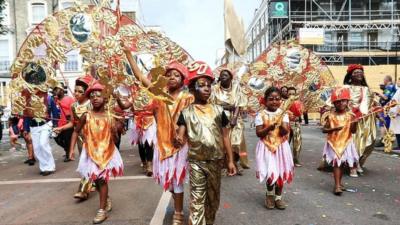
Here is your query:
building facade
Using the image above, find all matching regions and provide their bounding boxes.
[246,0,400,65]
[0,0,137,121]
[0,0,137,100]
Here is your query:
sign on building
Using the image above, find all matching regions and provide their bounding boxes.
[299,28,325,45]
[270,1,288,18]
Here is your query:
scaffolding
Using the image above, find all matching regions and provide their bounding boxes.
[249,0,400,65]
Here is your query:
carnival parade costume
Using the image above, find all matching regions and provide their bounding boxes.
[211,73,250,169]
[255,109,294,187]
[322,88,359,167]
[175,61,231,225]
[77,110,123,182]
[344,65,377,167]
[288,99,303,166]
[127,87,157,175]
[152,62,193,193]
[72,75,94,198]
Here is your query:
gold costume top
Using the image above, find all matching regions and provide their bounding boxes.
[345,85,377,157]
[72,100,91,124]
[155,90,194,160]
[134,102,155,130]
[210,81,248,117]
[344,85,373,116]
[324,111,353,158]
[180,104,227,161]
[257,109,289,153]
[82,112,116,170]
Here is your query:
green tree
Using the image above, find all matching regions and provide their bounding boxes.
[0,0,7,34]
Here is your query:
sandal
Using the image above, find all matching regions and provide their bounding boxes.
[333,186,343,196]
[172,212,184,225]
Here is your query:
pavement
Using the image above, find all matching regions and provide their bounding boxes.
[1,124,400,225]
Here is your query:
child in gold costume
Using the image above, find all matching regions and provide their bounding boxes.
[120,43,193,225]
[255,87,294,210]
[210,69,250,173]
[322,87,359,196]
[71,82,124,224]
[175,61,236,225]
[55,75,94,201]
[286,87,303,167]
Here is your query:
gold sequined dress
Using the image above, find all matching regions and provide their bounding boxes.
[322,111,359,167]
[77,111,123,182]
[255,109,294,187]
[152,90,194,191]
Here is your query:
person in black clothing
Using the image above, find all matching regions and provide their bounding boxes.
[0,106,3,144]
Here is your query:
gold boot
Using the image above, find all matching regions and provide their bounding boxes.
[105,197,112,212]
[93,209,107,224]
[146,161,153,177]
[74,191,88,200]
[172,212,184,225]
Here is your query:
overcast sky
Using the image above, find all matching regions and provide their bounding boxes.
[137,0,261,67]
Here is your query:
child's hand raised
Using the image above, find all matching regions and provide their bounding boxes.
[120,39,131,53]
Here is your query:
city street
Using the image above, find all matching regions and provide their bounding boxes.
[1,124,400,225]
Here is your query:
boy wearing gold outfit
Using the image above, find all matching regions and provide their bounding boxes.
[175,61,237,225]
[210,69,250,172]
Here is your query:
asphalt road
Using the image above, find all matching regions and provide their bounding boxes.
[1,124,400,225]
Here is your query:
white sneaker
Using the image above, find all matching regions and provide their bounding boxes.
[349,169,359,178]
[356,166,364,173]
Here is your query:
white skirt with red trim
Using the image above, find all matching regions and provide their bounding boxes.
[152,143,188,191]
[77,147,124,183]
[322,142,359,167]
[255,140,294,187]
[128,121,157,146]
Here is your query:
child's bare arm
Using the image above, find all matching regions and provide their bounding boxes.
[174,125,186,148]
[350,114,357,133]
[222,127,237,176]
[121,41,151,88]
[279,122,290,137]
[68,113,87,159]
[256,123,276,138]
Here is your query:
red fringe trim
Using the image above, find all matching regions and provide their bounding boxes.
[88,166,124,183]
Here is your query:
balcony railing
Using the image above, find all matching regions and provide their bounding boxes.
[289,10,400,22]
[311,41,400,53]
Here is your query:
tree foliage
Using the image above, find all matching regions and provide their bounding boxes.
[0,0,7,35]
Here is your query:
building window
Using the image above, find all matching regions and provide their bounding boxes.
[61,1,75,9]
[63,50,80,72]
[0,40,10,71]
[30,2,47,25]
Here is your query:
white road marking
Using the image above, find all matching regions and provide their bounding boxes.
[150,191,172,225]
[0,175,150,185]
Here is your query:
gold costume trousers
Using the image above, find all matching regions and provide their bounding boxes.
[77,134,92,193]
[291,122,302,164]
[189,160,222,225]
[230,120,250,168]
[78,177,93,193]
